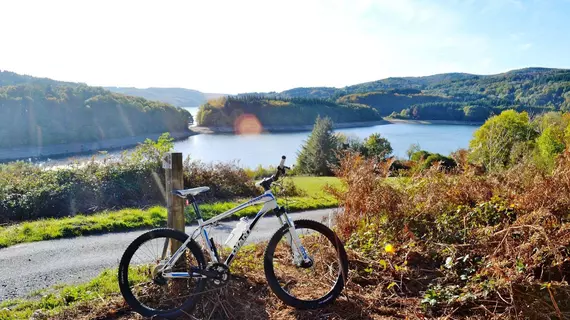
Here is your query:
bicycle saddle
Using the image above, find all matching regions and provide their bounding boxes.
[172,187,210,198]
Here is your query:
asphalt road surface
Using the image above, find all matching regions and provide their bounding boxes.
[0,209,337,301]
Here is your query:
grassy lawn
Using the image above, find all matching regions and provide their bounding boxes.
[290,176,342,195]
[0,176,340,248]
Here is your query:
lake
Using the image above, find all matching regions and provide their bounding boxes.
[39,120,479,168]
[172,123,478,167]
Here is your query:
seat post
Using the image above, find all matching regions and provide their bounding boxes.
[188,195,203,220]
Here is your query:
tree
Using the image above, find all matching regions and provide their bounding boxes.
[469,110,536,171]
[536,127,566,170]
[406,143,421,160]
[463,105,490,121]
[296,116,338,176]
[362,133,392,159]
[335,133,364,153]
[129,132,174,164]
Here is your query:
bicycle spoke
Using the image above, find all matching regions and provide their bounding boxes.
[124,235,204,313]
[269,224,344,302]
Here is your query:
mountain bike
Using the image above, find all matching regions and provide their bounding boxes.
[118,156,349,319]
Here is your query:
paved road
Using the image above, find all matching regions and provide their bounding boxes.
[0,209,337,301]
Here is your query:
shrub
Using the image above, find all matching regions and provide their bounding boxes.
[0,159,164,223]
[326,145,570,318]
[183,159,258,201]
[420,153,456,170]
[0,134,260,223]
[410,150,432,162]
[243,165,276,180]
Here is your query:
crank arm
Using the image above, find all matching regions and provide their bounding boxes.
[163,267,222,279]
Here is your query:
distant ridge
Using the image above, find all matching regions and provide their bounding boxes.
[223,67,570,124]
[106,87,227,108]
[0,71,192,150]
[239,67,569,99]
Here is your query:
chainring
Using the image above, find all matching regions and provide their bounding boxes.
[206,263,231,287]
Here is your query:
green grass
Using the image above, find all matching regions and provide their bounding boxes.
[0,268,121,320]
[289,176,342,196]
[0,207,168,248]
[0,244,262,320]
[0,177,340,248]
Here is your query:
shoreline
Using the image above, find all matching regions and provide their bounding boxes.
[190,120,391,134]
[0,131,196,163]
[385,118,484,125]
[190,118,482,134]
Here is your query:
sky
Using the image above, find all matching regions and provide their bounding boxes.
[0,0,569,94]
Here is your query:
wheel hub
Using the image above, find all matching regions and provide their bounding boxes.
[299,257,314,269]
[152,262,168,286]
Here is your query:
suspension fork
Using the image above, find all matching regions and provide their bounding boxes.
[275,207,311,265]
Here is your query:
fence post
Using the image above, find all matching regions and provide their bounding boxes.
[164,152,185,251]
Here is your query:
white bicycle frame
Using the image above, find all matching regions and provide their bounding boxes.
[160,190,311,279]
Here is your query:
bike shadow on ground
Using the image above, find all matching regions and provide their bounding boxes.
[289,297,378,320]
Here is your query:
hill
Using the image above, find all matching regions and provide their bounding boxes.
[0,71,192,148]
[106,87,226,108]
[338,91,450,116]
[196,96,382,127]
[0,70,80,87]
[235,68,570,122]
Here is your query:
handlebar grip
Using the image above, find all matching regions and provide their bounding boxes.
[278,155,286,169]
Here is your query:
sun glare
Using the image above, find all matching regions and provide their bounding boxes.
[234,114,263,135]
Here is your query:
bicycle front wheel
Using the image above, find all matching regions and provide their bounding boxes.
[264,219,349,309]
[118,228,206,319]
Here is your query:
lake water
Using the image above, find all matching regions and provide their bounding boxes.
[173,123,478,167]
[179,107,479,167]
[185,107,199,127]
[38,121,479,168]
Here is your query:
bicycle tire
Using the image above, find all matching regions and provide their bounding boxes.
[118,228,206,319]
[263,219,349,309]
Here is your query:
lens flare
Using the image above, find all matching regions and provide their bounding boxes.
[234,114,263,135]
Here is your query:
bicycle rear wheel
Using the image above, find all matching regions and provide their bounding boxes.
[118,228,206,319]
[264,219,349,309]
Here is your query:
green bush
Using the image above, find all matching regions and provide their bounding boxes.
[0,133,260,223]
[421,154,457,170]
[0,160,164,223]
[183,159,258,201]
[410,150,432,162]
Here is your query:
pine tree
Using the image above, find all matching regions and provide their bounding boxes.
[296,116,338,176]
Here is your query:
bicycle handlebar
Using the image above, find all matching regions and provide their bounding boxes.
[256,155,289,191]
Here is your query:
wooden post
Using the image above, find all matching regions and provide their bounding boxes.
[164,152,185,252]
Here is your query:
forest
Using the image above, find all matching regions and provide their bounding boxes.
[0,71,192,148]
[221,68,570,123]
[196,95,382,127]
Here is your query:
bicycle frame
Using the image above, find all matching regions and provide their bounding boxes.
[160,190,310,279]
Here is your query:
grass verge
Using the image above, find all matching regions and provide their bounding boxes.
[0,240,372,320]
[0,268,120,320]
[0,177,340,248]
